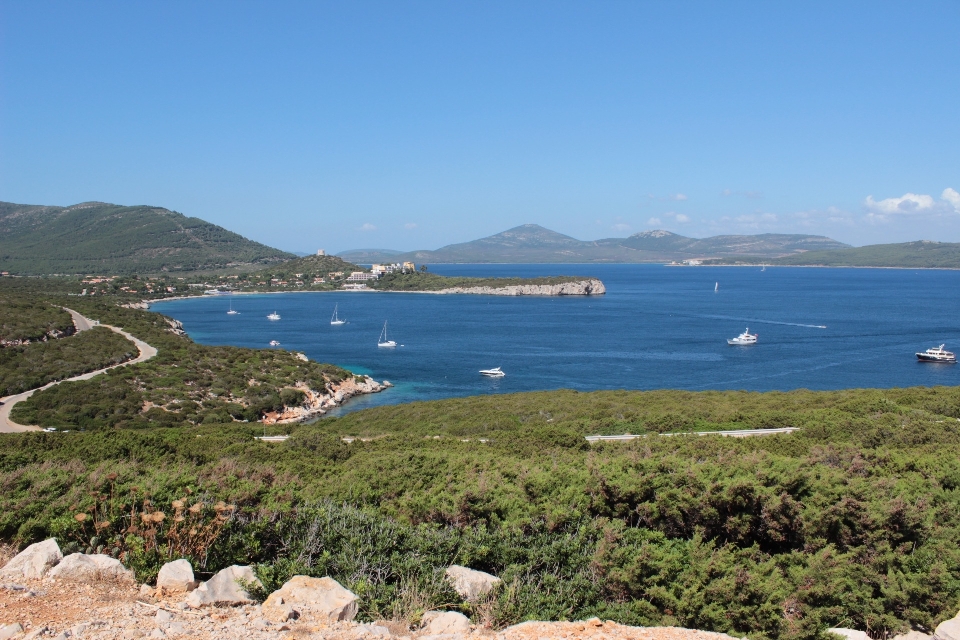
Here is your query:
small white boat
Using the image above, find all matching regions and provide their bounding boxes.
[378,321,397,348]
[714,282,718,292]
[269,340,281,347]
[330,304,345,325]
[480,367,505,377]
[267,311,281,321]
[727,328,758,345]
[917,344,956,363]
[227,300,239,315]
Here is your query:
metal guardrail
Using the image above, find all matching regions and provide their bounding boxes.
[585,427,799,442]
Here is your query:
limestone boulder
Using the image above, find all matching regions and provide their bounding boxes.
[262,575,358,623]
[0,623,24,640]
[935,616,960,640]
[47,553,133,581]
[186,565,261,607]
[157,559,196,592]
[0,538,62,579]
[421,611,471,635]
[828,630,871,640]
[445,565,501,601]
[895,632,933,640]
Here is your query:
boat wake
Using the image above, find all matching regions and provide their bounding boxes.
[698,314,826,329]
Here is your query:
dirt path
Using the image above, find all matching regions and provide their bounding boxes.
[0,308,157,433]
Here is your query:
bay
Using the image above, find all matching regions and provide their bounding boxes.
[152,264,960,415]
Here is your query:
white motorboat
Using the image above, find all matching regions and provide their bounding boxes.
[727,328,758,345]
[227,300,239,315]
[480,367,505,377]
[378,321,397,348]
[330,304,346,325]
[269,340,281,347]
[267,311,281,321]
[916,344,956,363]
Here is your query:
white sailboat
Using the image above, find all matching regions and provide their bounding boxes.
[330,304,346,325]
[714,282,718,292]
[267,311,281,321]
[227,300,239,315]
[377,321,397,348]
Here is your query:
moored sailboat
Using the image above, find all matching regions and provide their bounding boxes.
[378,321,397,348]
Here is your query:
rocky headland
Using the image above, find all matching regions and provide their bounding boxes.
[261,374,388,424]
[427,278,605,296]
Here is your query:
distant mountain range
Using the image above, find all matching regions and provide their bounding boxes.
[0,201,293,274]
[707,240,960,269]
[338,224,850,264]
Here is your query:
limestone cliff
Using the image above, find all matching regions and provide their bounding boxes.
[429,278,605,296]
[262,374,386,424]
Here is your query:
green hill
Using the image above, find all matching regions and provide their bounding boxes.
[0,201,293,275]
[338,225,848,263]
[706,240,960,269]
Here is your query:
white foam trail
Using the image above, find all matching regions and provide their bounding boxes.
[700,314,826,329]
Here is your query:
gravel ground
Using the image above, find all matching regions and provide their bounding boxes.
[0,578,742,640]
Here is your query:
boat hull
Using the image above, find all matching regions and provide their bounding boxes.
[378,341,397,348]
[917,354,956,363]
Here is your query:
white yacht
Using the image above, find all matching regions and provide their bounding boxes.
[269,340,281,347]
[227,300,239,315]
[727,328,758,345]
[480,367,505,377]
[378,321,397,348]
[330,304,345,325]
[916,344,956,363]
[267,311,281,321]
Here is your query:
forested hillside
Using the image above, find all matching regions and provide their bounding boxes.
[0,201,293,274]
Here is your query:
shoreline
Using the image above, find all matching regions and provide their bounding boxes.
[142,278,605,306]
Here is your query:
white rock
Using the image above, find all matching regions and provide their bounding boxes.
[71,622,89,637]
[23,627,48,640]
[185,565,261,608]
[0,623,24,640]
[47,553,133,581]
[422,611,471,635]
[0,538,62,579]
[828,629,871,640]
[156,609,173,623]
[895,632,933,640]
[157,559,195,592]
[355,623,391,637]
[936,617,960,640]
[445,565,501,601]
[166,622,188,636]
[262,575,358,623]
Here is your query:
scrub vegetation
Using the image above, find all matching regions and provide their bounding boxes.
[8,299,351,428]
[2,282,960,639]
[0,326,137,396]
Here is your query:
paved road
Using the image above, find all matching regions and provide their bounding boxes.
[0,308,157,433]
[585,427,799,442]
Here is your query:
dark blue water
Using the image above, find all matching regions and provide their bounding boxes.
[152,265,960,414]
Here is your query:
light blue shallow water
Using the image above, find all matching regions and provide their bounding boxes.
[152,264,960,415]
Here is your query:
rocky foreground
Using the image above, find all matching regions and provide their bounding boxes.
[2,540,957,640]
[0,540,746,640]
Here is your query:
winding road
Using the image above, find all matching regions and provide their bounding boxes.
[0,308,157,433]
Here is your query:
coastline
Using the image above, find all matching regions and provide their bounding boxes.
[141,278,605,306]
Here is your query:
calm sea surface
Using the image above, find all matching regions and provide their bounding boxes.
[152,264,960,415]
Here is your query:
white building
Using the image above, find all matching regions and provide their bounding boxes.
[346,271,378,282]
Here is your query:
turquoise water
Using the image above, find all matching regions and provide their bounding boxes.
[152,264,960,414]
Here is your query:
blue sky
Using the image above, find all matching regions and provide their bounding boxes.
[1,1,958,253]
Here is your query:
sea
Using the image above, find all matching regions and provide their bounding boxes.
[152,264,960,415]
